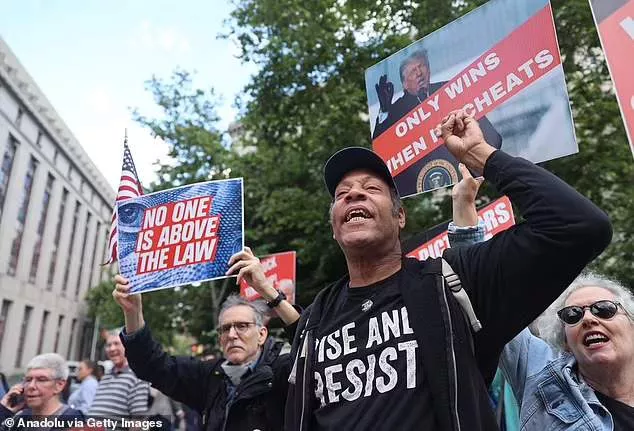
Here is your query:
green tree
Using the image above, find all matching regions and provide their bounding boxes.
[133,69,232,190]
[224,0,451,304]
[545,0,634,286]
[225,0,634,296]
[131,0,633,344]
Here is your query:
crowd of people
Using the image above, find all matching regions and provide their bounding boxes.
[0,334,195,431]
[2,109,632,430]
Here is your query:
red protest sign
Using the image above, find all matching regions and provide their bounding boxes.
[240,251,296,304]
[406,196,515,261]
[589,0,634,157]
[134,196,221,274]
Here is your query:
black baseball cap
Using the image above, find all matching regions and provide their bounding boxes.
[323,147,398,197]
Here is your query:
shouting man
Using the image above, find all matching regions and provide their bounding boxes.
[284,110,612,430]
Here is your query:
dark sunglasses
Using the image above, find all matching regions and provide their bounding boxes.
[557,300,622,325]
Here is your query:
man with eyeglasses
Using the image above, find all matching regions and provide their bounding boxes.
[0,353,83,431]
[112,247,300,431]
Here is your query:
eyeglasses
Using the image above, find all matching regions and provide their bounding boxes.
[218,321,257,336]
[23,376,57,386]
[557,300,622,325]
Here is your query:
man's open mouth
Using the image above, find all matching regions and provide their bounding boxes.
[345,208,371,223]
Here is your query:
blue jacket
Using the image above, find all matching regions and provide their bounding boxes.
[499,328,614,430]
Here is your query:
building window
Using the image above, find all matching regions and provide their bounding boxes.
[8,157,39,276]
[67,318,77,359]
[16,108,24,126]
[53,149,59,164]
[36,310,49,354]
[47,188,69,290]
[15,306,33,368]
[29,174,55,283]
[53,314,64,352]
[100,230,110,279]
[61,201,81,294]
[67,165,73,180]
[0,300,13,352]
[88,221,102,287]
[0,136,18,218]
[78,320,93,361]
[35,131,43,147]
[75,212,92,297]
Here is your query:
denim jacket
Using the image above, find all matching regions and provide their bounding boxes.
[499,329,614,430]
[447,221,487,246]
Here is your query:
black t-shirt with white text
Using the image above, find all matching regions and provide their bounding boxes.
[311,270,437,430]
[596,391,634,431]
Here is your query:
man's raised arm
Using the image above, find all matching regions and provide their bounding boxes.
[437,110,612,379]
[113,277,210,413]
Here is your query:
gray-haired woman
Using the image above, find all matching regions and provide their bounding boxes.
[500,274,634,430]
[0,353,83,431]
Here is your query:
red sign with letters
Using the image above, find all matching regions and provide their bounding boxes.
[239,251,296,304]
[589,0,634,157]
[406,196,515,261]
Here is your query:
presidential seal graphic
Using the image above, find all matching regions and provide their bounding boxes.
[417,160,459,192]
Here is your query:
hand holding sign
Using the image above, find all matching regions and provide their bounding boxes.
[113,274,145,333]
[227,247,278,302]
[437,109,496,173]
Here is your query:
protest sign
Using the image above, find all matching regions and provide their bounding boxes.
[365,0,577,197]
[403,196,515,260]
[239,251,296,304]
[117,178,244,293]
[588,0,634,157]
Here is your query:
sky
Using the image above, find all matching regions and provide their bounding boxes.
[0,0,256,191]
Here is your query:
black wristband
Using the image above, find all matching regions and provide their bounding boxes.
[266,290,286,309]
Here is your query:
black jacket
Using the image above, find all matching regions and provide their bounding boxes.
[121,325,291,431]
[285,151,612,431]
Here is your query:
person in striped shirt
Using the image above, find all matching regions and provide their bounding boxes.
[88,331,149,421]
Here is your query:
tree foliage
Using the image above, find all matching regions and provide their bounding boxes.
[130,0,634,345]
[545,0,634,285]
[133,69,232,189]
[224,0,634,295]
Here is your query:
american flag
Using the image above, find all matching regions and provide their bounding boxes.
[104,139,144,265]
